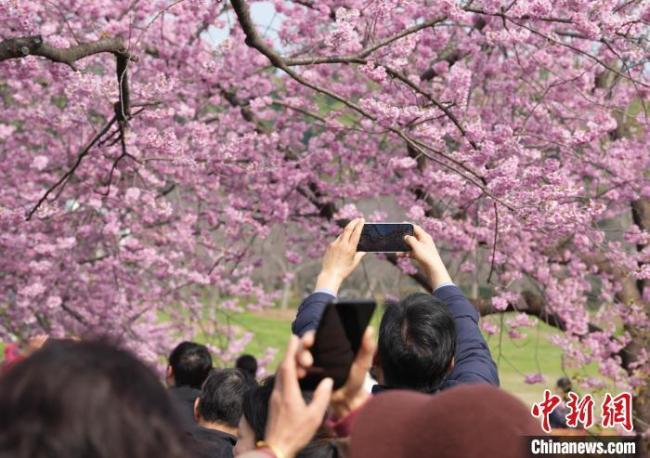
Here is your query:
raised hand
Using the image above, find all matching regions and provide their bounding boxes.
[263,335,333,458]
[404,224,452,290]
[315,218,366,294]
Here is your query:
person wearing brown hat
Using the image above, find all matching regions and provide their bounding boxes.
[349,384,544,458]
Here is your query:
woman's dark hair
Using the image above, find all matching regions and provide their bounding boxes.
[242,376,276,441]
[0,339,193,458]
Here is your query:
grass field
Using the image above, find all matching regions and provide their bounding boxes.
[0,303,603,408]
[199,307,604,406]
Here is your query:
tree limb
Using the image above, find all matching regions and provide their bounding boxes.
[0,35,133,70]
[26,116,117,220]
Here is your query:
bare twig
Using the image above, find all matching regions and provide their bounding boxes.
[27,116,117,220]
[486,201,499,283]
[283,15,447,66]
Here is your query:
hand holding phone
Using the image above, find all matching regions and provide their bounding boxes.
[315,218,366,294]
[403,224,452,290]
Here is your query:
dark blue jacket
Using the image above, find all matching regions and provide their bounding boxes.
[291,285,499,389]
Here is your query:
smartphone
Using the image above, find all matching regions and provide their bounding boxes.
[357,223,414,252]
[299,300,376,391]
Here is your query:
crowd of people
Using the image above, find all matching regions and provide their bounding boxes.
[0,220,546,458]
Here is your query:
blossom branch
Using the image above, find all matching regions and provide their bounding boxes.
[231,0,513,212]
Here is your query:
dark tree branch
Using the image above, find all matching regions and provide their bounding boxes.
[6,36,159,218]
[283,15,447,66]
[487,201,499,284]
[26,103,155,219]
[99,125,132,196]
[26,116,117,220]
[420,50,467,81]
[115,54,131,121]
[0,35,133,70]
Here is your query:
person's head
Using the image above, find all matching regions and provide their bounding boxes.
[350,385,543,458]
[555,376,572,398]
[234,377,332,456]
[377,293,456,392]
[0,339,190,458]
[297,439,349,458]
[236,376,275,455]
[235,354,258,379]
[167,341,212,389]
[194,368,253,433]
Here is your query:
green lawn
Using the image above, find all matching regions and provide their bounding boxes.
[1,304,604,408]
[196,308,606,406]
[222,310,293,364]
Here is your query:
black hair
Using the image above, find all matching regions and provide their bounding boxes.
[556,377,572,394]
[0,339,192,458]
[297,439,348,458]
[241,377,333,450]
[197,368,253,427]
[168,341,213,389]
[235,354,258,379]
[378,293,456,393]
[241,376,275,441]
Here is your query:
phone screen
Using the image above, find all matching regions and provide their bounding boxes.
[299,300,376,391]
[357,223,414,252]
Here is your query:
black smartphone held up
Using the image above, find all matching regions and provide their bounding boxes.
[357,223,414,252]
[299,300,376,391]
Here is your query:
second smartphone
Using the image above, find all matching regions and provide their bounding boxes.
[299,299,376,391]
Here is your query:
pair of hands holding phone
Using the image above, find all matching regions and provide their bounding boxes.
[316,218,452,294]
[257,219,452,458]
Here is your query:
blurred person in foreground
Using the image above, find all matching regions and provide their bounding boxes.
[0,339,198,458]
[1,334,49,375]
[193,368,255,458]
[167,341,213,425]
[293,218,499,394]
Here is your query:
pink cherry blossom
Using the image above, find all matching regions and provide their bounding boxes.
[0,2,647,424]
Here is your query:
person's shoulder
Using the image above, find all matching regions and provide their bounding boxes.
[191,426,237,457]
[438,378,461,391]
[169,385,201,401]
[193,426,236,444]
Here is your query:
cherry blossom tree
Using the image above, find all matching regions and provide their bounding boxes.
[1,0,648,439]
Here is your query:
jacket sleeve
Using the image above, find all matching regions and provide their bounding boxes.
[291,292,336,336]
[434,285,500,386]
